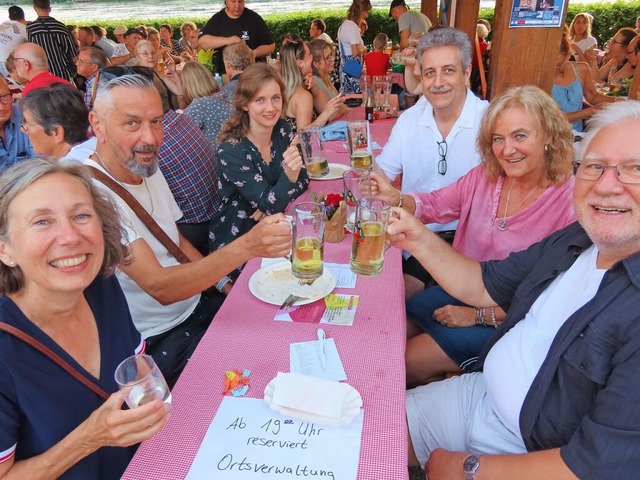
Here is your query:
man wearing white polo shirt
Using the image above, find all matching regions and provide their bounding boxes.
[376,27,488,297]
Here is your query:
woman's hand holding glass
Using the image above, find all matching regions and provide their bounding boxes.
[82,390,170,450]
[283,136,304,183]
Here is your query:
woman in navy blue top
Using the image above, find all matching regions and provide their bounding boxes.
[0,159,170,479]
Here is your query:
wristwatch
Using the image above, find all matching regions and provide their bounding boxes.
[463,454,481,480]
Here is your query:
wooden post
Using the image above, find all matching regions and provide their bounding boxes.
[488,0,569,98]
[629,64,640,100]
[421,0,438,27]
[451,0,481,52]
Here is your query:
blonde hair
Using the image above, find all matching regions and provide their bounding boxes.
[373,33,388,51]
[180,61,219,104]
[279,40,307,101]
[568,12,594,41]
[478,85,574,185]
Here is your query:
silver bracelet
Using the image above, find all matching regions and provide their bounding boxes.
[215,276,233,293]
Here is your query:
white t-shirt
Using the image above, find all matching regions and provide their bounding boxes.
[318,32,333,44]
[483,245,606,440]
[84,158,200,338]
[376,90,488,232]
[112,43,139,66]
[338,20,363,57]
[573,36,597,53]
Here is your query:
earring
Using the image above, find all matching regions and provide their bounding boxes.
[5,261,15,267]
[544,144,549,152]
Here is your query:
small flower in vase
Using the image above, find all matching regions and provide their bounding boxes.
[312,191,347,242]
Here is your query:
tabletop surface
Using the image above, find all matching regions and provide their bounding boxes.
[122,114,408,480]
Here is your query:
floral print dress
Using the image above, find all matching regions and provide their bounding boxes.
[209,119,309,278]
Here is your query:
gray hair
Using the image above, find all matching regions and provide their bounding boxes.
[78,46,108,68]
[577,101,640,162]
[416,27,473,71]
[94,72,155,113]
[223,42,255,72]
[0,159,128,294]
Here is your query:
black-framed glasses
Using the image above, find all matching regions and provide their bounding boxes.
[437,140,447,175]
[0,93,13,105]
[573,161,640,184]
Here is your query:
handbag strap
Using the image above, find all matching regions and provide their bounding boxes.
[0,322,110,400]
[88,165,191,265]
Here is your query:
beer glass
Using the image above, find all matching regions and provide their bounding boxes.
[350,197,391,276]
[292,202,325,280]
[343,168,372,233]
[299,127,329,178]
[346,121,373,170]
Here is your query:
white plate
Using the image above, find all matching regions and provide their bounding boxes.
[312,163,349,181]
[263,377,362,427]
[248,261,337,306]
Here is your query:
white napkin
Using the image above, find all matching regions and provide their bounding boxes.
[271,372,345,420]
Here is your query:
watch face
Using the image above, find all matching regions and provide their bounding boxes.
[463,454,480,473]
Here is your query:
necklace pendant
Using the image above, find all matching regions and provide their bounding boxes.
[498,220,508,231]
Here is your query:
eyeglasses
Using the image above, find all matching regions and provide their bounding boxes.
[610,40,627,46]
[0,93,13,105]
[573,161,640,184]
[20,120,39,133]
[437,140,447,175]
[75,57,96,64]
[324,54,335,61]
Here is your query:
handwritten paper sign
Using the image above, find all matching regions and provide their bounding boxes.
[186,397,364,480]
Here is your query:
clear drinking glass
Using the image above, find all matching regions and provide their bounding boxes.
[291,202,325,280]
[350,196,391,276]
[346,121,373,170]
[298,126,329,178]
[115,354,172,410]
[343,168,372,233]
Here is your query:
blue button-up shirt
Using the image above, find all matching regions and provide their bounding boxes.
[0,107,33,174]
[477,222,640,479]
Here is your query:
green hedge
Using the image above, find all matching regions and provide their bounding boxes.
[86,1,640,49]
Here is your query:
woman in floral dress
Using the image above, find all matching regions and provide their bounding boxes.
[209,63,309,281]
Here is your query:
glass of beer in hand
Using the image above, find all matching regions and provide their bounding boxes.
[292,202,325,280]
[350,196,390,276]
[299,126,329,178]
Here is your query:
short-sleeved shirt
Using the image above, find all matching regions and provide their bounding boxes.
[338,20,363,56]
[398,10,432,35]
[0,275,144,479]
[26,16,77,82]
[200,7,273,74]
[0,107,33,174]
[83,158,201,338]
[376,90,488,232]
[184,91,235,150]
[210,119,308,260]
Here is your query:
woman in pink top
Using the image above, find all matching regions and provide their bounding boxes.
[372,85,576,386]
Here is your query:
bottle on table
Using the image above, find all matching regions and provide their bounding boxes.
[365,89,374,122]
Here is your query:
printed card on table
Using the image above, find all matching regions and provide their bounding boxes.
[275,294,359,326]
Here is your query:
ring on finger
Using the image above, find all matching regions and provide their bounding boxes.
[441,320,448,326]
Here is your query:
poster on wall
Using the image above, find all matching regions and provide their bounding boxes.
[509,0,565,28]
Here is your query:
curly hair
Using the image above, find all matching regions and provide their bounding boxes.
[477,85,574,185]
[0,159,128,294]
[217,63,286,145]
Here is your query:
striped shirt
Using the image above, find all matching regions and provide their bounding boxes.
[27,16,78,82]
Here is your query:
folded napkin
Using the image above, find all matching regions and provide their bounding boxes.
[320,121,348,142]
[265,372,362,426]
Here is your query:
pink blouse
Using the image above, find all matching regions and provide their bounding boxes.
[412,164,577,262]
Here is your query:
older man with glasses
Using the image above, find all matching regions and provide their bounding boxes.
[75,46,108,110]
[0,77,32,174]
[391,99,640,480]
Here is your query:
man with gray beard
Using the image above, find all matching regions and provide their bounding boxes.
[375,27,488,298]
[84,73,292,387]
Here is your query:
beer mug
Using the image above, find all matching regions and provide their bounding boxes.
[291,202,325,280]
[343,168,372,233]
[298,127,329,178]
[346,121,373,170]
[350,197,391,276]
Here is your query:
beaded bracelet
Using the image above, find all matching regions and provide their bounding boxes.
[489,307,498,328]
